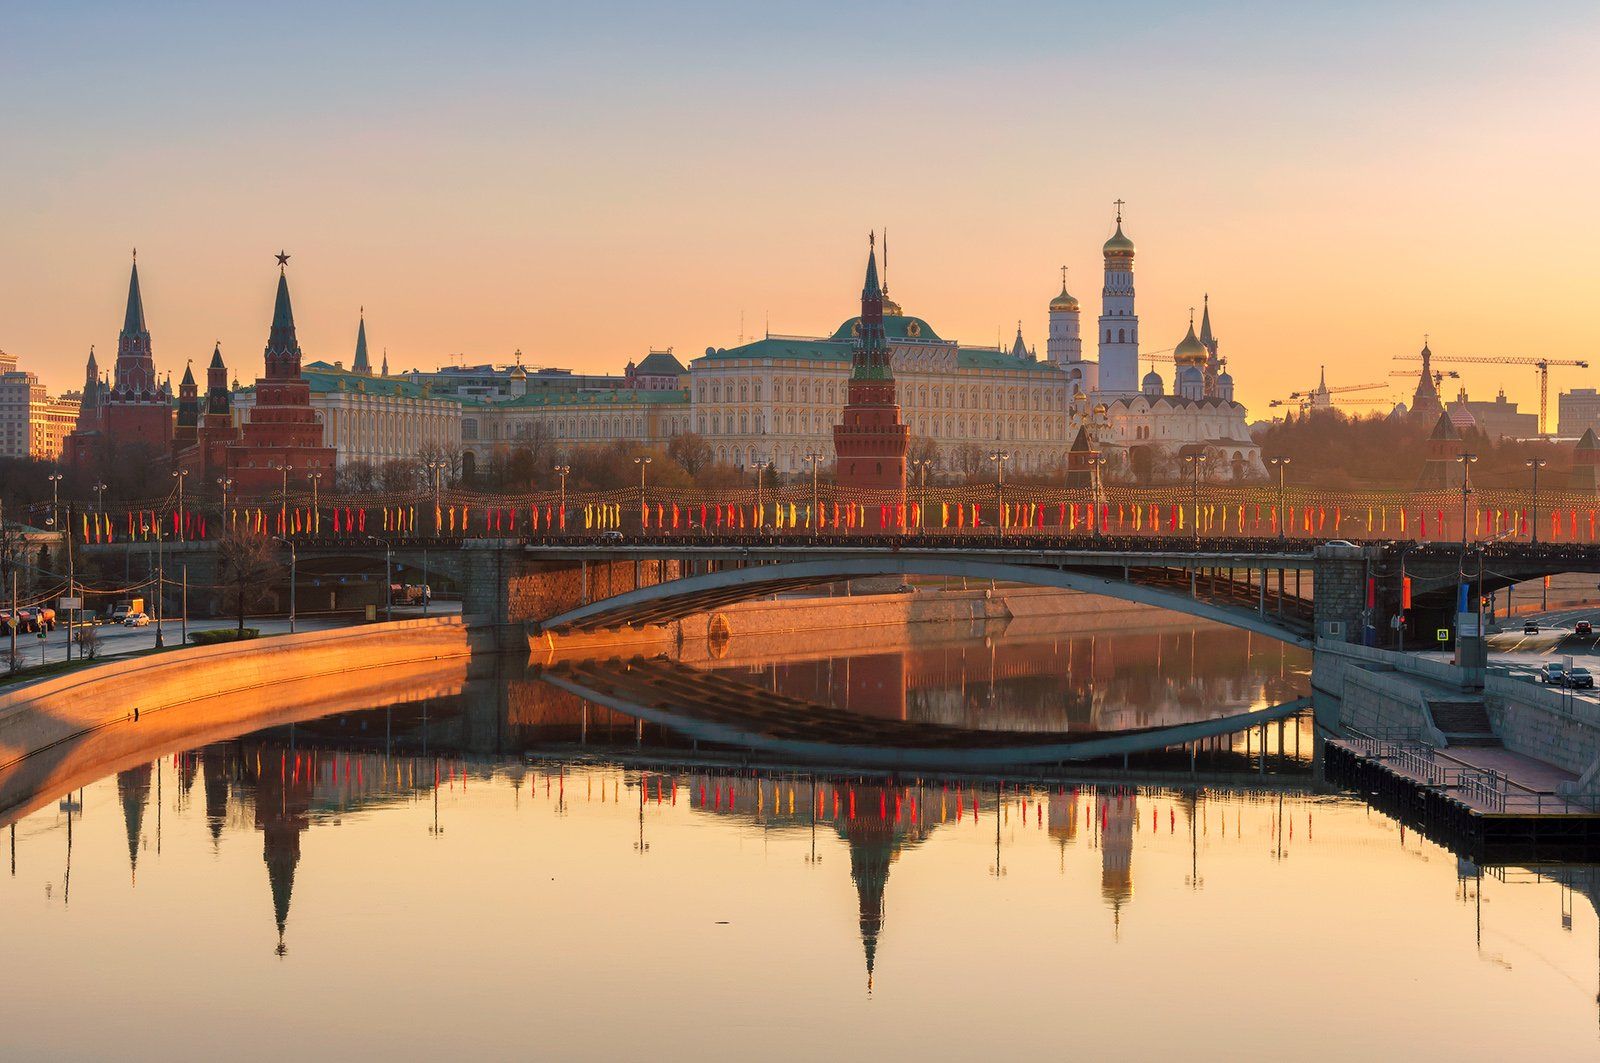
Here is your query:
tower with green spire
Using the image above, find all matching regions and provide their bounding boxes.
[223,252,336,495]
[832,233,909,499]
[352,308,371,375]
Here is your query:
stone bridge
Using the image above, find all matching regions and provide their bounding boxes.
[82,535,1600,651]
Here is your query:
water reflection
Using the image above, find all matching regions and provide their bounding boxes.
[5,623,1600,1057]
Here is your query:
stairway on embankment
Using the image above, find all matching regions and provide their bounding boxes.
[1427,699,1500,747]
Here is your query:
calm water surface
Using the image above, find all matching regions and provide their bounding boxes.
[2,622,1597,1060]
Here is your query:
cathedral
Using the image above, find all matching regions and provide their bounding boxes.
[1048,205,1265,483]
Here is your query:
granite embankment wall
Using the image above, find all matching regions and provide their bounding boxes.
[1314,639,1600,800]
[0,617,478,778]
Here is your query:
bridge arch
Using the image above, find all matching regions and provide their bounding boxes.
[536,556,1309,645]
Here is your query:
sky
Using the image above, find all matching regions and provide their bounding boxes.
[4,1,1600,418]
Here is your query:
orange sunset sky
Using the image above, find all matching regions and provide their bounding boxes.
[5,2,1600,418]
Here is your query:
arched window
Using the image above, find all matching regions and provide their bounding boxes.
[1118,328,1126,343]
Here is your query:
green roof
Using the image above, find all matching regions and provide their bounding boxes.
[828,315,942,342]
[698,336,852,364]
[955,347,1063,375]
[497,387,689,409]
[635,350,686,376]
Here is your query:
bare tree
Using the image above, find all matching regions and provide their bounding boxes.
[954,442,987,482]
[216,526,283,637]
[908,435,941,475]
[666,432,714,477]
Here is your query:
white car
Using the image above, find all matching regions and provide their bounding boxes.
[122,612,151,627]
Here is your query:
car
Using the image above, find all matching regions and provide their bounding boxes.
[1525,621,1541,635]
[1567,667,1595,690]
[1578,621,1593,637]
[600,530,625,542]
[1539,662,1567,685]
[1325,539,1358,548]
[122,612,150,627]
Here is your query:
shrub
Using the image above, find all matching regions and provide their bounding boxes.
[189,628,260,646]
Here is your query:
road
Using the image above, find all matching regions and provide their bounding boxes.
[4,602,461,670]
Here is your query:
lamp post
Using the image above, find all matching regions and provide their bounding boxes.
[1526,456,1547,545]
[802,452,822,533]
[1267,456,1291,541]
[365,535,393,622]
[215,477,233,529]
[275,463,293,533]
[308,472,323,534]
[634,456,651,529]
[554,465,571,533]
[988,451,1010,538]
[910,458,933,530]
[426,460,445,535]
[1183,452,1209,547]
[171,469,188,541]
[1087,452,1109,539]
[1456,452,1478,551]
[272,535,297,634]
[92,481,107,514]
[47,474,63,531]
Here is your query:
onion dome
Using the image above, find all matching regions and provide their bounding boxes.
[1103,220,1135,258]
[1174,313,1207,366]
[1050,285,1079,312]
[1142,368,1163,396]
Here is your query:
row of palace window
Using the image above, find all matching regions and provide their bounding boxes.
[700,377,1066,413]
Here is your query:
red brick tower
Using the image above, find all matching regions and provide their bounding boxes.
[175,343,241,482]
[833,234,908,495]
[225,253,336,495]
[65,255,174,468]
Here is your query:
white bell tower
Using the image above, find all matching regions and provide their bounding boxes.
[1096,200,1139,395]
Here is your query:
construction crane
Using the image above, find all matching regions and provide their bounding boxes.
[1393,353,1590,434]
[1286,380,1388,401]
[1389,368,1459,388]
[1270,394,1393,412]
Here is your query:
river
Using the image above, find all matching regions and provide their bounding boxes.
[1,615,1596,1059]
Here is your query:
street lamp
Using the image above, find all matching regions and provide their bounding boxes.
[1526,456,1548,545]
[553,465,571,533]
[308,472,323,532]
[988,451,1010,537]
[47,474,63,530]
[364,535,393,622]
[1087,452,1109,538]
[1182,452,1209,546]
[271,535,298,634]
[1267,456,1291,541]
[171,469,188,541]
[1456,452,1478,551]
[426,460,446,534]
[216,477,233,528]
[634,456,651,528]
[910,458,933,531]
[802,452,823,532]
[274,463,293,533]
[92,481,107,513]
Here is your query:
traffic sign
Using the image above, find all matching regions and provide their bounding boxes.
[1436,628,1450,642]
[58,596,83,610]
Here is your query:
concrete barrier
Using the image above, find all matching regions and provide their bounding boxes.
[0,616,480,772]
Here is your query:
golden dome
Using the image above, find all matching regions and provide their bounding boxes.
[1103,221,1135,258]
[1050,285,1079,312]
[1174,317,1207,367]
